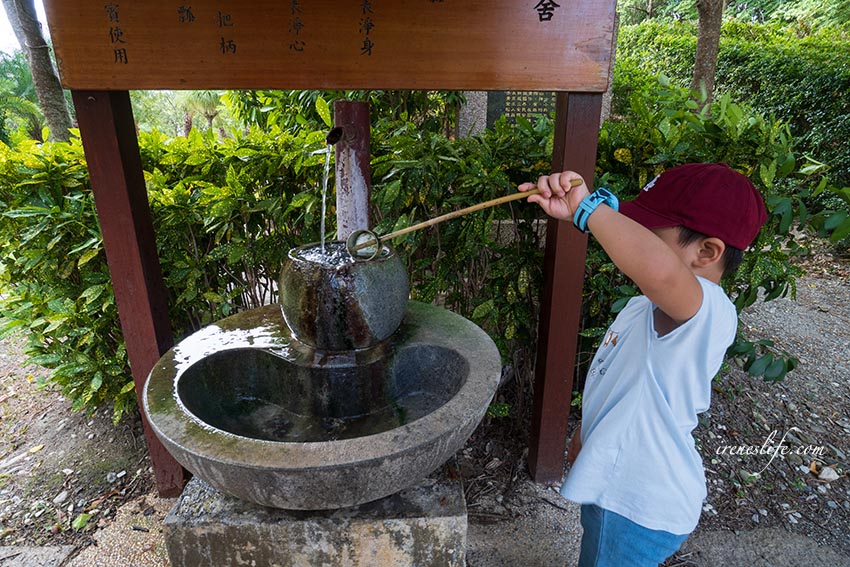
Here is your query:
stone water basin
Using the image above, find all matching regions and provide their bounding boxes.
[143,302,500,510]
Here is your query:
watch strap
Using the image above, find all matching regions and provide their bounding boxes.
[574,188,619,233]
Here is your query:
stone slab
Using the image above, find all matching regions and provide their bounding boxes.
[0,546,75,567]
[164,477,467,567]
[683,527,850,567]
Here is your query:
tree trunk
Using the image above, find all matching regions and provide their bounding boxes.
[600,12,620,126]
[183,111,193,136]
[690,0,724,107]
[2,0,72,141]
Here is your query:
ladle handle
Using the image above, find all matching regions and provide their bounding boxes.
[375,178,584,245]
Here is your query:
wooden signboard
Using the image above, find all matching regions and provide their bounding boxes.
[44,0,616,92]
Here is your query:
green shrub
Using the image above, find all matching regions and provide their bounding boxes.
[0,126,332,420]
[615,21,850,187]
[0,83,819,419]
[0,118,551,420]
[0,137,129,417]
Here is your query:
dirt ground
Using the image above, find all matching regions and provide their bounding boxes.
[0,250,848,566]
[0,337,154,550]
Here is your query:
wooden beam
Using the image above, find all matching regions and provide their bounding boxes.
[43,0,616,92]
[72,90,187,496]
[529,92,603,484]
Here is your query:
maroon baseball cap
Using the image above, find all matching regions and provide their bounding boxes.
[618,163,768,249]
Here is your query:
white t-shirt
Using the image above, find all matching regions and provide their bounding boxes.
[560,276,737,535]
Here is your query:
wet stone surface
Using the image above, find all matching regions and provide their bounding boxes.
[280,242,410,351]
[143,301,501,510]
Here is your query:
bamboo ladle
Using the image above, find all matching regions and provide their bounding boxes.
[346,177,584,259]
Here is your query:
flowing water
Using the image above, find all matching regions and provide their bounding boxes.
[320,144,332,254]
[294,241,354,267]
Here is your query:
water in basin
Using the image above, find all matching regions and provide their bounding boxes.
[178,345,468,443]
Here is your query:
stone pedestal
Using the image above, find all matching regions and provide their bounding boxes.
[164,477,467,567]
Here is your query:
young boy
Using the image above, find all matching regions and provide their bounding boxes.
[519,163,767,566]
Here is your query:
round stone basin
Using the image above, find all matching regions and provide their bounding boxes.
[143,301,500,510]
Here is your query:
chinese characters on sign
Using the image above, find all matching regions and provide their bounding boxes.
[96,2,569,69]
[104,3,128,64]
[218,8,236,54]
[289,0,305,52]
[534,0,560,21]
[360,0,374,56]
[177,4,195,23]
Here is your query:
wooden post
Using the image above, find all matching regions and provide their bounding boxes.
[333,101,371,239]
[72,90,187,496]
[529,92,604,484]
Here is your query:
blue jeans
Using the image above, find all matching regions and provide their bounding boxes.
[578,504,689,567]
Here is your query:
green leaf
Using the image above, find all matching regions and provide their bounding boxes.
[77,248,100,267]
[203,291,224,303]
[391,214,410,233]
[748,354,773,377]
[71,513,91,531]
[383,180,401,205]
[830,218,850,243]
[44,318,67,333]
[184,152,208,166]
[611,296,631,313]
[779,208,792,234]
[824,211,848,231]
[286,192,314,210]
[732,340,754,354]
[70,237,100,255]
[316,97,332,128]
[471,299,495,320]
[486,402,511,418]
[763,359,786,381]
[80,284,105,304]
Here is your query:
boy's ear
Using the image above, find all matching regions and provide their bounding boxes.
[695,237,725,268]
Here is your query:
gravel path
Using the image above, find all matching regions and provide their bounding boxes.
[680,262,850,563]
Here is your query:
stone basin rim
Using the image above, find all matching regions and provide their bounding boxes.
[143,301,501,471]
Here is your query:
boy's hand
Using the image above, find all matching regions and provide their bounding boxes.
[518,171,589,222]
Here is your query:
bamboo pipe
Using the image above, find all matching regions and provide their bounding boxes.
[349,177,583,253]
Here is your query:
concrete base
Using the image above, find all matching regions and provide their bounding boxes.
[164,477,467,567]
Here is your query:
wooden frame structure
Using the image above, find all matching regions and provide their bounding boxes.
[43,0,617,494]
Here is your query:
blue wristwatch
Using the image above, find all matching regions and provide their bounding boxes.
[573,188,619,233]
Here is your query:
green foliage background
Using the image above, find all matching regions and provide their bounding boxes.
[616,21,850,187]
[0,79,820,420]
[616,0,850,27]
[3,8,849,420]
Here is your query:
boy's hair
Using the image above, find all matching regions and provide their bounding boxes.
[677,226,743,276]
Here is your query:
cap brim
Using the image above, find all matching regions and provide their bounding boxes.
[619,199,680,230]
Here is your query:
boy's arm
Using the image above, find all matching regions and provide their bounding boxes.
[587,206,702,323]
[519,172,702,324]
